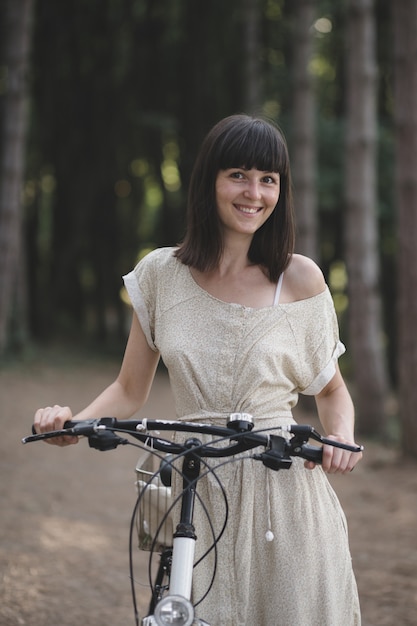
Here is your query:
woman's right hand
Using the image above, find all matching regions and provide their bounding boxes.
[33,405,79,446]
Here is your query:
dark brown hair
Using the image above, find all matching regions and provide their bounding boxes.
[175,114,295,282]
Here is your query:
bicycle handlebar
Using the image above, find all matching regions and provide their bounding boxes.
[23,415,363,470]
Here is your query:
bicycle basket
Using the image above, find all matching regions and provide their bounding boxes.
[135,463,173,551]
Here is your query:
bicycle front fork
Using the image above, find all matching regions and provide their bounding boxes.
[169,440,201,599]
[142,440,211,626]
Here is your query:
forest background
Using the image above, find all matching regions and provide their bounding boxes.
[1,0,417,454]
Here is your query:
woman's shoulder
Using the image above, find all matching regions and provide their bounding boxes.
[143,245,178,262]
[126,247,181,292]
[282,254,326,303]
[135,246,179,272]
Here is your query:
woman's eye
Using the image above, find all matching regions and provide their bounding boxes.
[230,171,244,179]
[262,175,276,184]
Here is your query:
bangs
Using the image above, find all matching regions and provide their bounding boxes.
[215,119,289,175]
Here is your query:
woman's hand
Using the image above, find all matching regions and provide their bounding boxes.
[34,405,79,446]
[319,434,362,473]
[304,434,363,473]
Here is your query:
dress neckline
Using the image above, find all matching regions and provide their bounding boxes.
[186,266,283,310]
[185,264,328,309]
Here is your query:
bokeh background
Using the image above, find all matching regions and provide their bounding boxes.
[1,2,417,459]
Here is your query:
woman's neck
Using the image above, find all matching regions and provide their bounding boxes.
[217,234,253,277]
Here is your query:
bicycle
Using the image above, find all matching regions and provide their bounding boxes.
[23,414,363,626]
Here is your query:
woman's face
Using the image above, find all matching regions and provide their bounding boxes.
[215,167,280,239]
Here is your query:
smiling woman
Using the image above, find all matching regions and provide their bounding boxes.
[34,114,362,626]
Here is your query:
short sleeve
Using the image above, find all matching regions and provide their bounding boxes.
[123,250,161,351]
[301,339,345,395]
[289,287,346,396]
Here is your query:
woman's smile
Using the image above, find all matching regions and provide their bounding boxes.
[215,167,280,235]
[234,204,263,214]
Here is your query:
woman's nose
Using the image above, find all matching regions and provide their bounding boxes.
[243,181,261,199]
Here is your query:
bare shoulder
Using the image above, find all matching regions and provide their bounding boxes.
[281,254,326,302]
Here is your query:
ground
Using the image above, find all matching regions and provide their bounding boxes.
[1,350,417,626]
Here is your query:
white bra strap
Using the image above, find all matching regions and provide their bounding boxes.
[273,273,284,306]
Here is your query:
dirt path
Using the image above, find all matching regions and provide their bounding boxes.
[1,352,416,625]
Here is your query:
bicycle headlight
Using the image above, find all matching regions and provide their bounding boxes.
[154,594,194,626]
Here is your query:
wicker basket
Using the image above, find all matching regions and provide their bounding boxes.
[135,464,173,551]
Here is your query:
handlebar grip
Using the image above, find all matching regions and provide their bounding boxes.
[299,444,323,464]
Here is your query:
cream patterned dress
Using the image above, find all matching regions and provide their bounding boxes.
[124,247,361,626]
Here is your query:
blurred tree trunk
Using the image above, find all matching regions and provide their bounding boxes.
[178,0,243,189]
[393,0,417,457]
[0,0,33,354]
[291,0,318,261]
[242,0,262,114]
[344,0,389,436]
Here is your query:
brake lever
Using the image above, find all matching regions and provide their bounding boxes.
[289,425,363,453]
[23,418,113,444]
[289,424,322,443]
[22,429,72,444]
[320,438,364,453]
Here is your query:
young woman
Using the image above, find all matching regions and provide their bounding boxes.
[35,114,362,625]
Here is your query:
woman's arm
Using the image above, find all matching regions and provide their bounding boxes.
[34,313,160,446]
[311,364,363,473]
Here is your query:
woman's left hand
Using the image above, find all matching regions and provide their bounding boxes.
[305,434,363,473]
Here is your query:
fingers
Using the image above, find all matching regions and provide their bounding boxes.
[304,435,362,473]
[33,405,78,446]
[321,439,363,474]
[304,460,317,471]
